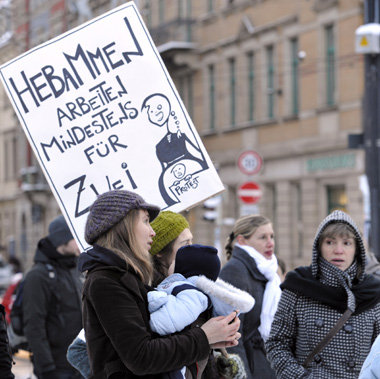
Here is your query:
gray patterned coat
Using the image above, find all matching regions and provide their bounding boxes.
[265,210,380,379]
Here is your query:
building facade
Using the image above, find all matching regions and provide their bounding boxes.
[0,0,127,268]
[0,0,366,270]
[147,0,366,268]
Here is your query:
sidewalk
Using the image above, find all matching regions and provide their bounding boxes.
[12,350,36,379]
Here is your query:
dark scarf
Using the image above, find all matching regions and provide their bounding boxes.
[38,238,78,268]
[282,265,380,315]
[78,245,155,294]
[77,244,127,272]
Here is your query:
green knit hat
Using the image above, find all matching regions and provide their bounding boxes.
[150,211,190,255]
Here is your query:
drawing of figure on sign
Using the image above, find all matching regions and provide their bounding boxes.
[141,93,208,207]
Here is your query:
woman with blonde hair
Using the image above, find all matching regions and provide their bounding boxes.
[77,190,241,378]
[219,214,280,378]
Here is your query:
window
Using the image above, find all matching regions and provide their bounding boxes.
[178,0,183,18]
[179,74,194,118]
[0,213,2,250]
[2,89,11,110]
[4,131,18,182]
[325,25,335,106]
[208,64,216,131]
[187,74,193,118]
[291,182,303,258]
[229,58,236,127]
[267,183,278,233]
[8,237,15,259]
[186,0,192,42]
[327,185,347,213]
[159,0,165,24]
[208,0,214,12]
[266,45,275,119]
[247,51,255,122]
[290,38,299,116]
[20,213,28,261]
[144,0,152,28]
[178,77,185,104]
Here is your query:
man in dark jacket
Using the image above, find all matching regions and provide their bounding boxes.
[22,215,83,379]
[0,304,14,378]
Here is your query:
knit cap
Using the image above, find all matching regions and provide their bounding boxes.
[175,244,221,281]
[85,190,160,245]
[150,211,189,255]
[48,215,74,248]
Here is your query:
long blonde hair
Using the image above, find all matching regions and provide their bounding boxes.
[225,215,271,260]
[96,209,153,284]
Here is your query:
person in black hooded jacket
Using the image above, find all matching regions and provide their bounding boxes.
[22,215,83,379]
[0,304,14,379]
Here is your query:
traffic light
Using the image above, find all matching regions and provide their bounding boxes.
[202,195,221,222]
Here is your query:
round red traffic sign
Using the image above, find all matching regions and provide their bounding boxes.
[238,181,262,204]
[237,150,262,176]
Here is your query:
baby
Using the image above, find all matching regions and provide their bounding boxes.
[148,244,255,378]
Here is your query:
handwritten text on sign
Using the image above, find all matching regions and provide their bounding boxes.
[0,2,224,250]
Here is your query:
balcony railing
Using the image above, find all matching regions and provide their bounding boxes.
[149,18,196,47]
[19,166,49,192]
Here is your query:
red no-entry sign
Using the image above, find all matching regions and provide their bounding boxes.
[238,181,262,204]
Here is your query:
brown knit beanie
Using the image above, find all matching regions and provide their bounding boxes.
[150,211,190,255]
[85,190,160,245]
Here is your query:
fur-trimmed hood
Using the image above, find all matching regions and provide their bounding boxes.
[190,275,255,316]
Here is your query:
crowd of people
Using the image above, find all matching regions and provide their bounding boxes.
[1,189,380,378]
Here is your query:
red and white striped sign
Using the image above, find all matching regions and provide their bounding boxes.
[237,181,262,204]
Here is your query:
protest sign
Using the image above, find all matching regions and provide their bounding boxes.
[0,1,224,251]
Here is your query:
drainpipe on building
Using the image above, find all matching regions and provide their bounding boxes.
[353,0,380,259]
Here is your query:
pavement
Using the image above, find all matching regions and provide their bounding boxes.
[12,350,36,379]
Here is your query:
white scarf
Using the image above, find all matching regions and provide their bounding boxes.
[236,243,282,341]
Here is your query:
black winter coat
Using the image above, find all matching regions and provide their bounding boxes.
[0,304,14,379]
[22,238,83,375]
[81,245,210,379]
[219,247,276,379]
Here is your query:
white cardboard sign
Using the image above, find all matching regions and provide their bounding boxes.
[0,2,224,251]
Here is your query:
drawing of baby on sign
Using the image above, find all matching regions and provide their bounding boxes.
[141,93,208,207]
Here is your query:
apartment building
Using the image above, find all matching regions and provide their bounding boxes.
[0,0,366,269]
[146,0,366,268]
[0,0,126,268]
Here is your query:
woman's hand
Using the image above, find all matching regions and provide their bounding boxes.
[201,311,241,348]
[210,335,241,349]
